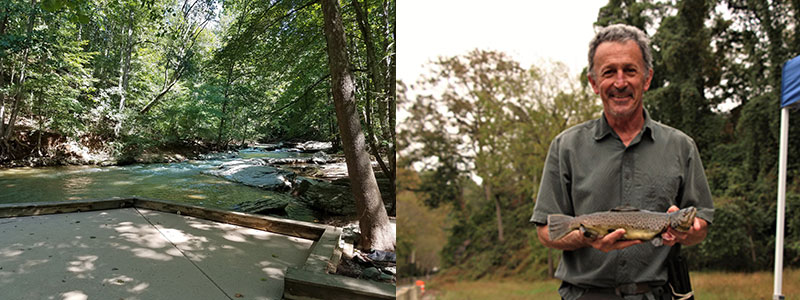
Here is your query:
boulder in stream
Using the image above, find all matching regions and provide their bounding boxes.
[203,159,295,191]
[283,141,333,153]
[233,193,317,222]
[262,152,342,166]
[293,178,357,216]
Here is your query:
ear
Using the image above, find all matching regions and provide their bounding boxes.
[587,72,600,94]
[643,68,654,91]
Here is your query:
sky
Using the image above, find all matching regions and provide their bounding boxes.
[397,1,609,85]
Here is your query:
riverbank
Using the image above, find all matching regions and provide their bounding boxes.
[0,137,215,168]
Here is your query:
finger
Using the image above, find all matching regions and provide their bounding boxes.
[693,218,703,231]
[666,205,679,213]
[605,228,627,241]
[612,240,642,250]
[662,231,674,240]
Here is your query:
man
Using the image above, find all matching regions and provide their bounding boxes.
[530,24,714,300]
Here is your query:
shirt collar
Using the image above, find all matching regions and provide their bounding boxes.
[594,109,656,142]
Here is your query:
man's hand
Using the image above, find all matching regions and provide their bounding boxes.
[587,228,642,252]
[537,225,641,252]
[662,205,709,246]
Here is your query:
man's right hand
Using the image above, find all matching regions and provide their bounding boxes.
[586,228,642,252]
[537,225,642,251]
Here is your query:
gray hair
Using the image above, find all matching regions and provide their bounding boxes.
[588,24,652,79]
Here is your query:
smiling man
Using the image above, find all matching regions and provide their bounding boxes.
[530,24,714,300]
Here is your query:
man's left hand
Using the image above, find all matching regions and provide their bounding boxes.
[661,205,709,247]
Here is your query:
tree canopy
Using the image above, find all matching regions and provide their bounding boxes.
[0,0,395,175]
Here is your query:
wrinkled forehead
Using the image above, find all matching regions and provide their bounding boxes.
[592,40,646,69]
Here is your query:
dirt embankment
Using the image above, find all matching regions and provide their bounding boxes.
[0,127,217,168]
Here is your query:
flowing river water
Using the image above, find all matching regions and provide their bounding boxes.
[0,149,315,210]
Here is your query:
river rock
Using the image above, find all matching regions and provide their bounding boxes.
[293,178,357,216]
[234,197,290,215]
[204,159,295,191]
[199,151,239,160]
[263,157,306,165]
[232,195,317,222]
[262,152,341,166]
[284,141,332,153]
[311,151,336,164]
[315,162,350,179]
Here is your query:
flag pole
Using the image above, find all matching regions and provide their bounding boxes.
[773,106,788,300]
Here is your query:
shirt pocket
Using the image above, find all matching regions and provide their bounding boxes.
[634,171,681,211]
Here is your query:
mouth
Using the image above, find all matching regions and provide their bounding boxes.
[608,89,633,101]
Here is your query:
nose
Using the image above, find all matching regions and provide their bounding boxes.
[613,71,626,88]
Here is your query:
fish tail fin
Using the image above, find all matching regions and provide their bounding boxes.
[547,214,575,241]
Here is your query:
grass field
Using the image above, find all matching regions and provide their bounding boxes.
[425,269,800,300]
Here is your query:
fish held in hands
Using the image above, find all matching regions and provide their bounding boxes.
[547,206,697,247]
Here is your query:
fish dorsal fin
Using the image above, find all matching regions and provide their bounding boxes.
[610,205,640,212]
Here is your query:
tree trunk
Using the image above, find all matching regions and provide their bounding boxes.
[352,0,395,212]
[216,65,233,149]
[115,12,135,136]
[321,0,394,251]
[118,14,134,111]
[2,0,36,149]
[139,63,184,114]
[486,183,504,242]
[216,5,246,149]
[0,11,8,140]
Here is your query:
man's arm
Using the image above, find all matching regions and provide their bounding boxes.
[536,224,643,252]
[662,205,709,246]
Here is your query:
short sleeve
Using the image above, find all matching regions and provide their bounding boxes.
[531,137,573,225]
[678,139,714,224]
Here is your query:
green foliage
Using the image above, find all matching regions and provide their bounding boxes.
[400,50,599,279]
[595,0,663,30]
[0,0,395,163]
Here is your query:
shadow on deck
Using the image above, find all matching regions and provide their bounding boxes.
[0,197,394,299]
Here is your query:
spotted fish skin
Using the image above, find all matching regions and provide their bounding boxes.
[547,206,697,247]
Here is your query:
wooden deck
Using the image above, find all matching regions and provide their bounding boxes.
[0,197,393,299]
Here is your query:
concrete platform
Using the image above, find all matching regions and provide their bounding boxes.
[0,207,314,300]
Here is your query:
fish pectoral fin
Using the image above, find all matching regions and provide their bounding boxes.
[580,225,599,239]
[651,237,663,247]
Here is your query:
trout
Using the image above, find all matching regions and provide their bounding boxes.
[547,206,697,247]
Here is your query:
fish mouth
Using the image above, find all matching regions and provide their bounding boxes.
[675,207,697,232]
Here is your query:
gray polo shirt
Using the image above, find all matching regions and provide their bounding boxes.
[531,110,714,291]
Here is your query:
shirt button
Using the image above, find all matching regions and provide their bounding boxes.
[620,260,627,267]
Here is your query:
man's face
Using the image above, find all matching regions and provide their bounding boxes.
[588,40,653,119]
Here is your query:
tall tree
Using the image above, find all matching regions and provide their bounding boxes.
[321,0,394,251]
[351,0,395,210]
[400,51,599,275]
[645,0,723,156]
[0,0,38,154]
[139,0,217,114]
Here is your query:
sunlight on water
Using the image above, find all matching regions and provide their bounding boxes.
[0,152,299,211]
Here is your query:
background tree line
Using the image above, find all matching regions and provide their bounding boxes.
[0,0,395,183]
[398,0,800,279]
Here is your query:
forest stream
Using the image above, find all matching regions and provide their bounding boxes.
[0,143,383,225]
